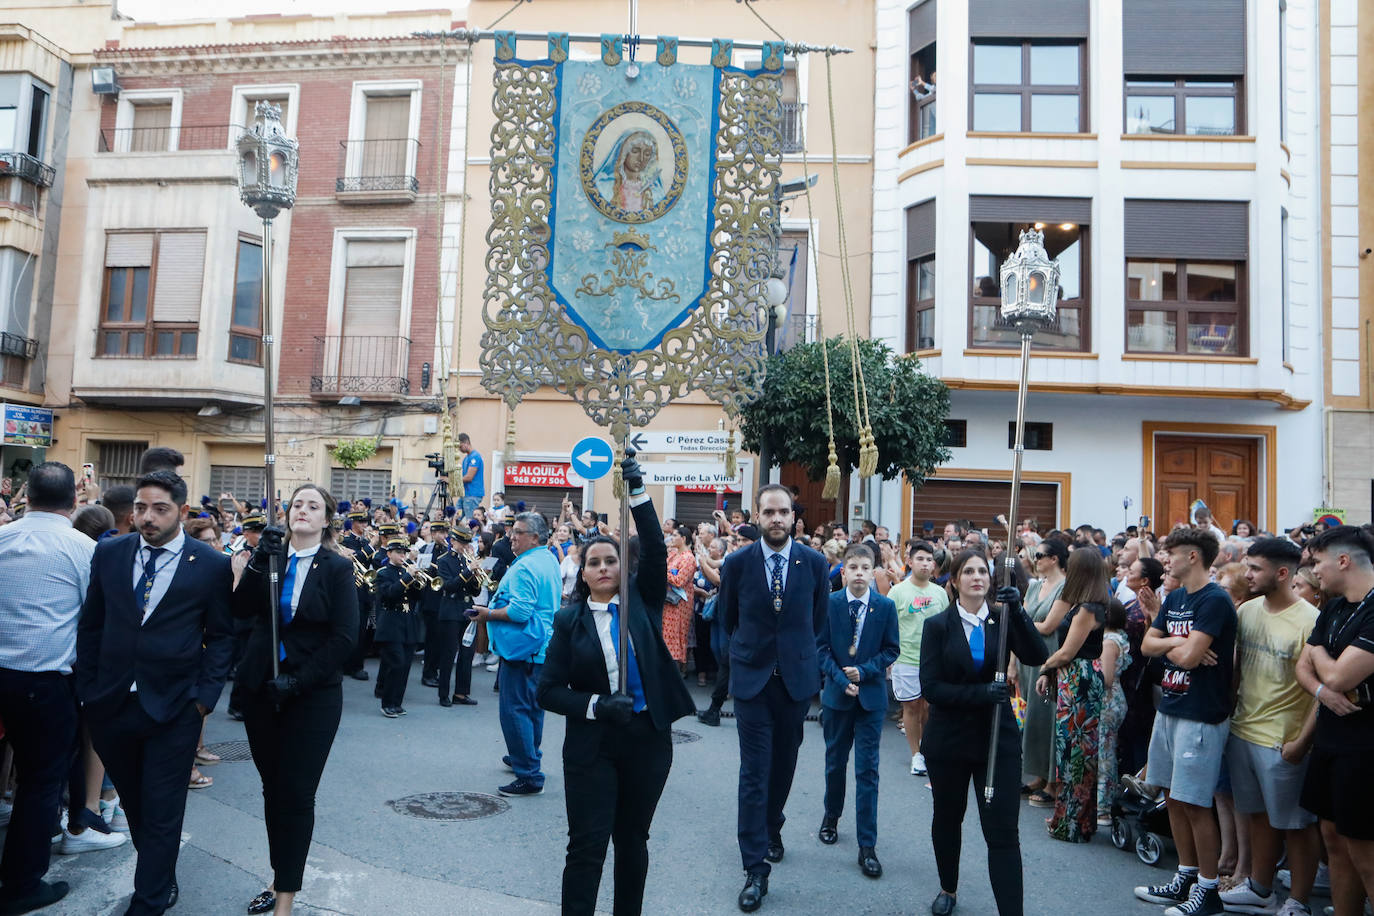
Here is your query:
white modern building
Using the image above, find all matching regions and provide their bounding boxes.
[868,0,1325,539]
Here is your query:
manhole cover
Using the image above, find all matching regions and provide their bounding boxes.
[671,729,700,744]
[201,740,254,762]
[387,792,510,821]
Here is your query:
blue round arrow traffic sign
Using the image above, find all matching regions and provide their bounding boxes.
[570,436,615,481]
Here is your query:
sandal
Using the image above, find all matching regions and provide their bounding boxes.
[188,772,214,790]
[195,747,221,765]
[247,888,275,914]
[1026,789,1055,807]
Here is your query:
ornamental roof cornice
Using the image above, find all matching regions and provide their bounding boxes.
[94,36,463,75]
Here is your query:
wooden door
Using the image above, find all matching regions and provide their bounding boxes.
[780,462,834,530]
[1154,435,1257,532]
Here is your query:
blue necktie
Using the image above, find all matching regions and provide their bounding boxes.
[770,553,784,614]
[278,554,300,661]
[608,602,647,713]
[969,619,985,669]
[137,547,164,613]
[849,599,863,654]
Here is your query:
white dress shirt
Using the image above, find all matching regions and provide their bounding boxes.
[585,595,622,720]
[761,538,793,592]
[284,543,321,612]
[955,600,990,645]
[132,528,186,625]
[843,587,871,650]
[0,511,95,674]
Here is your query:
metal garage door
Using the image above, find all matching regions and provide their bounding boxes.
[209,465,265,505]
[910,479,1059,538]
[329,468,392,505]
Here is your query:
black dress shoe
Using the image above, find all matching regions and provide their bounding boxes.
[737,873,768,912]
[858,847,882,878]
[349,669,370,681]
[765,836,784,863]
[452,695,478,706]
[246,889,275,914]
[226,708,244,722]
[0,879,69,915]
[817,816,838,845]
[167,881,178,909]
[931,891,956,916]
[421,677,439,688]
[696,707,721,727]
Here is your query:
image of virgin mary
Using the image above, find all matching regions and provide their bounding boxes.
[591,128,665,216]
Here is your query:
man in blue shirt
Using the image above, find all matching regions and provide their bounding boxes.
[470,511,561,796]
[458,433,484,519]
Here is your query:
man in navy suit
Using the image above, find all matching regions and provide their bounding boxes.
[718,484,829,912]
[816,543,900,879]
[76,470,234,916]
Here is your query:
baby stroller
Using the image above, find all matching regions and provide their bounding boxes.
[1110,774,1174,867]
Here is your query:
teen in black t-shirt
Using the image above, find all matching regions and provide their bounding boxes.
[1152,581,1236,725]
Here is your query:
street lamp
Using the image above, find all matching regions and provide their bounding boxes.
[237,100,298,677]
[984,227,1060,803]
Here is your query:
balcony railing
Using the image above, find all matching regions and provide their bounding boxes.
[780,102,805,153]
[97,124,242,154]
[311,335,411,397]
[0,152,54,188]
[336,138,420,194]
[0,331,38,360]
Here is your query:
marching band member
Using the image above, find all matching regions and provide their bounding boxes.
[232,484,357,916]
[374,536,422,717]
[339,505,374,681]
[435,526,483,706]
[418,521,447,688]
[227,512,268,721]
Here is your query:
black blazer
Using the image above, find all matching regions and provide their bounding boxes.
[75,532,235,723]
[718,539,829,702]
[919,601,1048,762]
[435,550,482,622]
[232,546,358,693]
[538,499,696,749]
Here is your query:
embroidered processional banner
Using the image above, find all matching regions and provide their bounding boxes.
[480,32,785,444]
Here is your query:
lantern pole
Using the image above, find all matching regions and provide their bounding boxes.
[984,228,1059,804]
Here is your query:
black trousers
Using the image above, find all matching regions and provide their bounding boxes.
[242,684,342,893]
[734,676,808,876]
[562,713,672,916]
[89,694,202,916]
[420,609,440,682]
[925,750,1024,916]
[344,594,375,674]
[376,641,415,708]
[435,621,474,698]
[691,614,717,676]
[0,669,77,900]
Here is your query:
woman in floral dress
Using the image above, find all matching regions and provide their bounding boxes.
[662,526,697,671]
[1095,600,1131,825]
[1035,549,1107,843]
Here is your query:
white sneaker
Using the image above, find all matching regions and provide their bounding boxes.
[911,753,927,776]
[50,811,66,845]
[59,824,128,854]
[471,652,487,667]
[100,797,129,833]
[1279,863,1330,896]
[1275,899,1311,916]
[1218,879,1277,914]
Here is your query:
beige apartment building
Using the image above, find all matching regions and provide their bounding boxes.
[1323,0,1374,523]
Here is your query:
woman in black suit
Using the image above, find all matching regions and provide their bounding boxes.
[920,549,1048,916]
[232,484,358,916]
[537,453,695,916]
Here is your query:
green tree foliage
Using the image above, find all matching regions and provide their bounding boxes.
[739,337,952,482]
[329,437,379,470]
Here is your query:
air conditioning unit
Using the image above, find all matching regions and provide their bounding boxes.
[91,66,120,96]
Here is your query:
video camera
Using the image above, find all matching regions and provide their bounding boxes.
[425,452,446,475]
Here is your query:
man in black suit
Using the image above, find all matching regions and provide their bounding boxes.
[75,470,234,916]
[718,484,829,912]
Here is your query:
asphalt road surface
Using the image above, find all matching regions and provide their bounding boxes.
[33,658,1323,915]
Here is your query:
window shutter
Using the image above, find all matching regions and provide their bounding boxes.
[906,199,937,260]
[969,0,1089,38]
[364,96,411,141]
[909,0,937,53]
[130,103,171,132]
[343,239,406,337]
[1124,200,1248,260]
[152,231,206,323]
[105,232,154,267]
[1123,0,1246,76]
[969,195,1091,225]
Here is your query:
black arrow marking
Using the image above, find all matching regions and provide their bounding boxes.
[629,432,648,451]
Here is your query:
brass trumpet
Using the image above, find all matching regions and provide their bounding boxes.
[407,566,444,592]
[352,558,377,589]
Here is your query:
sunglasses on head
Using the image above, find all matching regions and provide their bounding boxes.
[1034,552,1051,560]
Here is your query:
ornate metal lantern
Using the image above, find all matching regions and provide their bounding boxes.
[998,227,1061,332]
[237,101,298,219]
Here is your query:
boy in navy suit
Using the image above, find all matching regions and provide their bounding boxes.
[816,543,900,878]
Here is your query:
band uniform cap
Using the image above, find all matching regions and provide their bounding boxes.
[379,524,400,535]
[347,509,368,521]
[451,527,473,542]
[431,521,449,533]
[242,514,267,529]
[386,537,410,552]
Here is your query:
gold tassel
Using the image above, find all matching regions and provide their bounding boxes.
[612,442,624,500]
[504,411,517,464]
[858,425,878,478]
[821,444,841,500]
[724,424,736,479]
